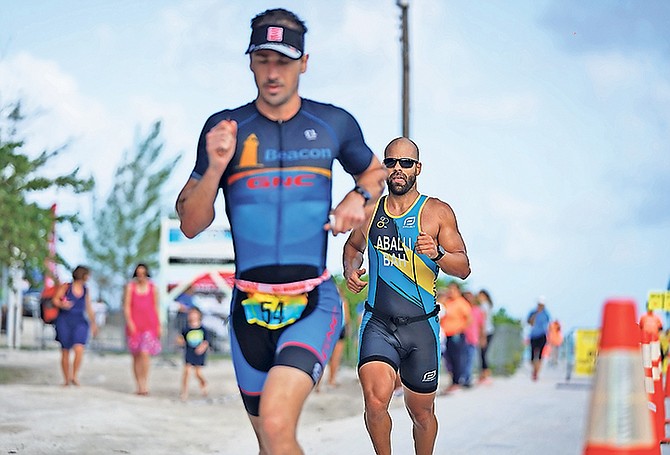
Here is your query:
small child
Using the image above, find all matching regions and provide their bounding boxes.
[176,307,210,401]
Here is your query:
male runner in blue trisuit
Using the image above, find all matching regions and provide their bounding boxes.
[176,8,387,455]
[344,137,470,455]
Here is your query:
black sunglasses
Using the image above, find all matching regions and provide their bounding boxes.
[383,157,418,169]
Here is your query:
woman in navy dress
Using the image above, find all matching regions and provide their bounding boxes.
[52,265,98,386]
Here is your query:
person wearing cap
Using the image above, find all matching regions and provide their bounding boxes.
[344,137,470,455]
[175,8,386,454]
[527,298,551,381]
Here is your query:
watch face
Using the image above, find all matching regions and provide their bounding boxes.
[433,245,446,261]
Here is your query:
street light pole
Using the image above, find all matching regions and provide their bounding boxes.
[397,0,410,138]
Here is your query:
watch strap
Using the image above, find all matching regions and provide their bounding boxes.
[353,185,371,205]
[431,245,446,262]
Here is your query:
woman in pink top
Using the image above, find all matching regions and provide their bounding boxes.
[123,263,162,395]
[462,291,485,387]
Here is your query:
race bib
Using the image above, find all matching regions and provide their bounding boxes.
[241,292,308,330]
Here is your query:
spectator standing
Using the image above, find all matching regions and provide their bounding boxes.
[462,291,484,388]
[177,307,210,401]
[123,263,162,395]
[438,282,472,393]
[52,265,98,386]
[640,306,663,339]
[477,289,495,383]
[546,319,564,366]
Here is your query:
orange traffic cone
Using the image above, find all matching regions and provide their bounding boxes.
[583,299,659,455]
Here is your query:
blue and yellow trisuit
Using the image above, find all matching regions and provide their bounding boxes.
[360,194,442,393]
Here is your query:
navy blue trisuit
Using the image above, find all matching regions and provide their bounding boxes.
[190,98,374,415]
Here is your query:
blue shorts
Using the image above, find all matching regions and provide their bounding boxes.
[230,277,341,416]
[55,316,89,349]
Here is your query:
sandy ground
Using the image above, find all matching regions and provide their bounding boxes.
[0,346,376,455]
[0,319,603,455]
[0,346,599,455]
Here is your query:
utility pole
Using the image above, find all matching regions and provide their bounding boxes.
[397,0,410,138]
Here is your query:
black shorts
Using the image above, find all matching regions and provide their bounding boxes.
[530,335,547,361]
[358,312,440,394]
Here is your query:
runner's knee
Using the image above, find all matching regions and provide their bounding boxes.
[406,402,436,429]
[259,412,295,447]
[363,386,394,417]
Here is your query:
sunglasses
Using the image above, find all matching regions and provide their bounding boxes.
[383,157,418,169]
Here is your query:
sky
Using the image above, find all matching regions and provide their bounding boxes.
[1,0,668,331]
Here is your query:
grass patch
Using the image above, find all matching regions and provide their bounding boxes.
[0,366,33,384]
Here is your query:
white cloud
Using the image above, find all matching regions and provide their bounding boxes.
[0,53,135,197]
[0,53,105,148]
[584,51,648,96]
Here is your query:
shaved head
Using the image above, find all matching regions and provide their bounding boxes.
[384,137,419,160]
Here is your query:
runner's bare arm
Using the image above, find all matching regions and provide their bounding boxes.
[416,199,470,279]
[326,156,387,235]
[176,120,238,238]
[53,283,73,310]
[123,284,136,333]
[85,291,98,336]
[52,284,66,308]
[153,285,161,338]
[176,177,217,238]
[343,227,369,293]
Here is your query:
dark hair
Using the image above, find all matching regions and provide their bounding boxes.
[251,8,307,34]
[133,263,151,278]
[478,289,493,306]
[384,137,420,161]
[72,265,90,281]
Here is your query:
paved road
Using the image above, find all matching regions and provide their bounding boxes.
[328,364,669,455]
[298,361,593,455]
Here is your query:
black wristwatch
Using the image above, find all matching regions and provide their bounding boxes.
[352,185,371,205]
[431,245,446,262]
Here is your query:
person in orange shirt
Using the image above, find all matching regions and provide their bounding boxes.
[438,282,472,393]
[639,306,663,338]
[545,320,563,366]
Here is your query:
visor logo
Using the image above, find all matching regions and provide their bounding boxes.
[267,26,284,42]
